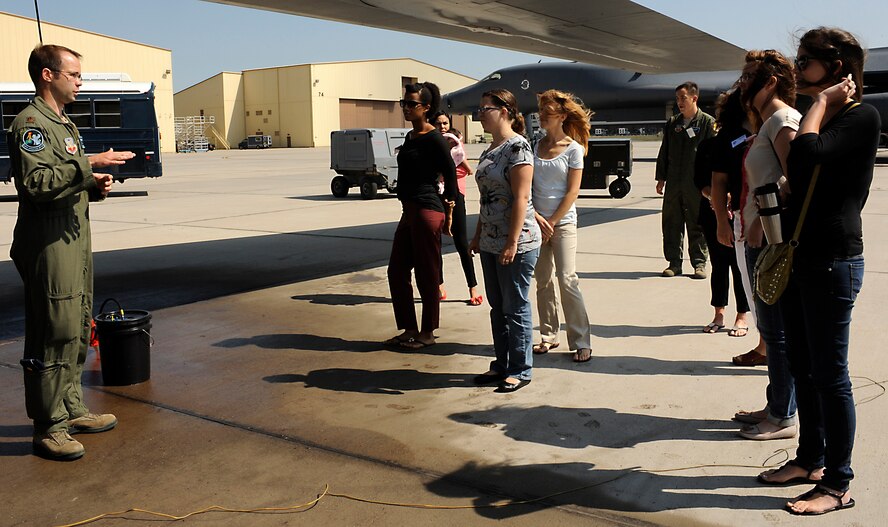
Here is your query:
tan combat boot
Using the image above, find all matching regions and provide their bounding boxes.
[67,413,118,434]
[33,430,85,461]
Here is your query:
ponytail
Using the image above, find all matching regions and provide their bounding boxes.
[483,89,524,135]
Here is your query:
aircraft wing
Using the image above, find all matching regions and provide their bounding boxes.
[205,0,746,73]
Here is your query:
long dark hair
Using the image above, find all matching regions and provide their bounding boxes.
[482,89,525,135]
[404,82,442,121]
[715,89,746,131]
[798,27,865,101]
[431,111,450,124]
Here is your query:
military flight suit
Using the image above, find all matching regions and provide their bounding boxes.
[8,96,101,435]
[655,109,716,271]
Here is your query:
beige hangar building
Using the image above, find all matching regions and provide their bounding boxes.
[0,12,175,153]
[174,59,483,148]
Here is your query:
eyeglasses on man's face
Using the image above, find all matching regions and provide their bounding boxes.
[399,99,424,109]
[52,70,82,82]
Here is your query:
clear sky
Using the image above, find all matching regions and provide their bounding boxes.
[2,0,886,92]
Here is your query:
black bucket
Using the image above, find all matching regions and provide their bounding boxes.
[94,299,152,386]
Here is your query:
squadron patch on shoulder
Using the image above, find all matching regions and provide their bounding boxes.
[20,129,45,153]
[64,137,78,155]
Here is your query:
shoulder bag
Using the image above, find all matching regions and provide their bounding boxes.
[754,102,859,305]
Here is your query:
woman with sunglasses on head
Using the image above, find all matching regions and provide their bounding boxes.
[469,89,540,392]
[384,82,457,350]
[734,50,800,443]
[777,28,880,516]
[431,112,482,306]
[530,90,593,363]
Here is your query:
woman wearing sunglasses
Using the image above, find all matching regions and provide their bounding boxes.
[469,89,540,392]
[384,82,457,350]
[776,28,881,516]
[530,89,593,363]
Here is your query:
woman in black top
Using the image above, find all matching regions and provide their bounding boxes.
[708,89,768,367]
[384,82,457,350]
[695,90,752,341]
[775,28,881,515]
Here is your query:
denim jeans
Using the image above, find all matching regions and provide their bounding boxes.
[480,248,539,380]
[746,244,797,426]
[781,255,863,492]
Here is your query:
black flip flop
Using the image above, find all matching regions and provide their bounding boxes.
[573,349,592,363]
[495,379,531,393]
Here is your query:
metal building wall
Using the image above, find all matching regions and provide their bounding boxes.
[0,12,175,153]
[174,58,481,148]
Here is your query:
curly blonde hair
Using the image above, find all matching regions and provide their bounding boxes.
[537,89,593,154]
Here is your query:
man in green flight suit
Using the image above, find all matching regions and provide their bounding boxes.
[8,45,135,461]
[655,81,716,279]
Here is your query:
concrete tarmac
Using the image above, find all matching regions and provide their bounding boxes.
[1,142,886,526]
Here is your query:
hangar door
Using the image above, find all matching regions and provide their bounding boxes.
[339,99,404,129]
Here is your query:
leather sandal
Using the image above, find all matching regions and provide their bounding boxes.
[758,460,823,486]
[732,349,766,366]
[787,485,856,515]
[532,342,559,355]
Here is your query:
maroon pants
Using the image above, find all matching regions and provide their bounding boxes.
[388,203,444,333]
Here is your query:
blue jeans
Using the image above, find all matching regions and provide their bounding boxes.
[480,248,539,380]
[781,255,863,492]
[746,244,797,425]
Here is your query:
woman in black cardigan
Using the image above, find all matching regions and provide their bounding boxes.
[773,27,881,515]
[384,82,457,350]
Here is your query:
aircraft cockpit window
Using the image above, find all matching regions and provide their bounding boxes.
[482,72,502,82]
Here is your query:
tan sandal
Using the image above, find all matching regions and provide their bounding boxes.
[532,342,559,355]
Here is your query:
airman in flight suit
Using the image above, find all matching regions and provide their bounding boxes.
[9,45,134,460]
[655,82,716,278]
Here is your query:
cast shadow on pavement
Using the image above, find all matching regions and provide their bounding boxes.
[263,368,479,395]
[577,270,663,280]
[424,461,783,519]
[533,354,765,377]
[0,424,33,457]
[291,193,399,201]
[291,293,390,305]
[576,206,659,230]
[590,323,702,338]
[0,441,32,457]
[213,333,493,357]
[0,424,32,437]
[449,405,742,449]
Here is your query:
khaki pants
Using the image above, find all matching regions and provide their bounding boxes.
[534,223,591,350]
